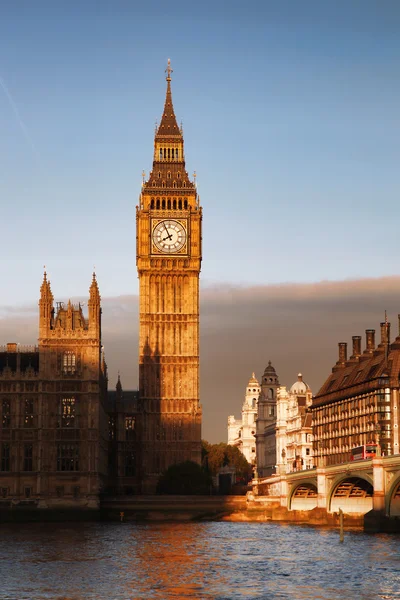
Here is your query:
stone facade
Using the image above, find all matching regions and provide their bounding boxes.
[228,373,260,465]
[312,318,400,466]
[275,374,313,474]
[0,273,108,509]
[136,62,202,491]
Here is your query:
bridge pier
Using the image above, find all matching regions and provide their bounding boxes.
[372,457,385,512]
[317,468,328,510]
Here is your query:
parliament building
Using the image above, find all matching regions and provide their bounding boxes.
[0,62,202,508]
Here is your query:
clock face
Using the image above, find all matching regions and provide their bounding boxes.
[152,220,187,253]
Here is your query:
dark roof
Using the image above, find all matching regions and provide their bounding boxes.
[156,79,181,138]
[313,338,400,407]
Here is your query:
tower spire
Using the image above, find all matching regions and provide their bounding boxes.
[156,59,181,138]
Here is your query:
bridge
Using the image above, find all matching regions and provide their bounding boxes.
[253,455,400,526]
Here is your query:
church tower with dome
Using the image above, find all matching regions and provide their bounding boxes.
[228,373,260,465]
[255,361,280,477]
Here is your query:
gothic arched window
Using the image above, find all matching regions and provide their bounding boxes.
[2,399,10,428]
[63,352,76,374]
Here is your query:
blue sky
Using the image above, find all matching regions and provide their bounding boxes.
[0,0,399,305]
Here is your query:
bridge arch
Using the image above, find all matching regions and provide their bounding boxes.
[329,475,373,514]
[289,480,318,511]
[387,476,400,516]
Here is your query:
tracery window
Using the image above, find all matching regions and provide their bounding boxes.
[63,352,76,374]
[23,444,33,471]
[24,399,34,428]
[125,416,135,441]
[60,397,76,428]
[2,399,10,428]
[57,444,79,471]
[125,451,136,476]
[0,443,10,471]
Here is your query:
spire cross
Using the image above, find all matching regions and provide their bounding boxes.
[165,58,173,81]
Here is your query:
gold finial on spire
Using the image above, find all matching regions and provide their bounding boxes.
[165,58,173,81]
[142,170,146,185]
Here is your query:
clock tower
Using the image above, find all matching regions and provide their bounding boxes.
[136,61,202,490]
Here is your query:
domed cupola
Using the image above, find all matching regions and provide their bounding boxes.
[290,373,310,395]
[262,360,279,385]
[248,372,259,387]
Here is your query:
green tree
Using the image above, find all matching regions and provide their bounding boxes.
[202,441,252,480]
[156,460,213,495]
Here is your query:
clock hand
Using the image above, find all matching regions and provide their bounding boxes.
[162,222,173,241]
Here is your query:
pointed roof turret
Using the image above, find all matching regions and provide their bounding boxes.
[116,372,122,395]
[89,270,100,301]
[40,267,53,300]
[156,59,181,138]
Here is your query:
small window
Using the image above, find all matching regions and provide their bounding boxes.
[24,487,32,499]
[306,448,310,456]
[57,444,79,472]
[167,172,171,179]
[0,444,10,472]
[125,416,135,441]
[61,398,76,428]
[2,399,10,428]
[125,451,136,476]
[24,399,34,428]
[23,444,33,471]
[63,352,76,374]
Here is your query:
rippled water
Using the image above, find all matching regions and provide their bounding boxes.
[0,521,399,599]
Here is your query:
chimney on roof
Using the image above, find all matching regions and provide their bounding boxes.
[380,321,390,346]
[351,336,361,358]
[338,342,347,365]
[366,329,375,352]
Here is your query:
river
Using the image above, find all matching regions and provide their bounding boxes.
[0,521,399,599]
